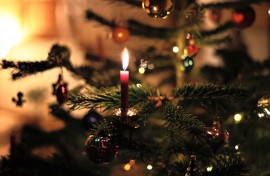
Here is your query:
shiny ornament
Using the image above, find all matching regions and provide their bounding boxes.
[52,74,68,104]
[205,116,229,149]
[187,45,199,57]
[85,135,119,164]
[232,6,256,29]
[56,84,68,104]
[82,110,102,130]
[181,56,194,73]
[185,155,198,176]
[142,0,174,19]
[185,35,200,57]
[112,26,129,43]
[256,96,270,119]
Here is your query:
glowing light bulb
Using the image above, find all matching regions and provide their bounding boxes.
[264,108,270,115]
[235,145,239,150]
[124,163,131,171]
[139,67,145,74]
[118,32,123,38]
[136,84,142,88]
[172,46,179,53]
[234,113,243,123]
[207,166,213,172]
[129,160,135,165]
[147,165,153,170]
[258,113,264,118]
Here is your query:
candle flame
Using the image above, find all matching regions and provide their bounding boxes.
[122,48,129,70]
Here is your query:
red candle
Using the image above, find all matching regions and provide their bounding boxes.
[120,48,129,116]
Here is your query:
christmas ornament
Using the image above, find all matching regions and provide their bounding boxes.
[256,96,270,119]
[185,33,200,57]
[12,92,25,107]
[209,9,222,23]
[52,74,68,104]
[205,116,229,149]
[232,6,256,29]
[187,45,199,57]
[84,134,119,164]
[82,110,102,130]
[181,56,194,73]
[56,84,68,104]
[142,0,174,19]
[112,26,129,44]
[185,155,198,176]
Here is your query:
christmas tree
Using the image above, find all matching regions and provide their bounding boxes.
[0,0,269,175]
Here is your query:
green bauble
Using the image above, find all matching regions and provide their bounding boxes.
[181,56,194,73]
[142,0,174,19]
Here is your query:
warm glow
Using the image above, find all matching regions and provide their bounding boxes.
[129,160,135,165]
[235,145,239,150]
[147,164,153,170]
[122,48,129,70]
[172,46,179,53]
[264,108,270,115]
[207,166,213,172]
[118,32,123,38]
[258,113,264,118]
[124,163,131,171]
[234,113,243,123]
[139,67,145,74]
[0,15,22,59]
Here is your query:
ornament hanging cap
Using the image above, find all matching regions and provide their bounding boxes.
[213,116,221,129]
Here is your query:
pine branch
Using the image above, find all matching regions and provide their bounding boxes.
[200,22,235,37]
[128,20,176,39]
[0,44,70,79]
[68,85,160,111]
[200,36,232,46]
[172,83,248,112]
[201,157,249,176]
[0,44,121,87]
[163,103,205,135]
[85,10,176,39]
[157,103,206,159]
[201,0,269,9]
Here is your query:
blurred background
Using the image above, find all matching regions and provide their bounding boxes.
[0,0,269,157]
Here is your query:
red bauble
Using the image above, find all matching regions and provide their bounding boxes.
[56,83,68,104]
[232,6,256,29]
[209,9,222,23]
[205,116,229,151]
[112,26,129,43]
[85,135,119,164]
[187,45,199,57]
